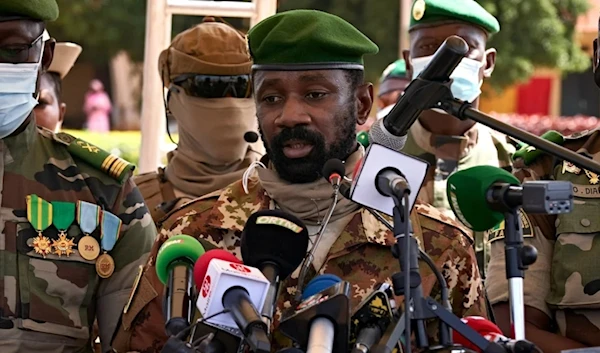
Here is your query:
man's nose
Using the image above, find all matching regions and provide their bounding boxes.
[276,95,311,128]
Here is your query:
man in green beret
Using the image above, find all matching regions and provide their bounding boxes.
[116,9,487,352]
[0,2,155,352]
[399,0,515,279]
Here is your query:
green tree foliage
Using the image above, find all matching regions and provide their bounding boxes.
[48,0,592,89]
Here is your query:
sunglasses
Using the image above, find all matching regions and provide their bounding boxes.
[172,74,252,99]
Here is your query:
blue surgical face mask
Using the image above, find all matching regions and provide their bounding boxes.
[0,42,44,139]
[411,55,484,103]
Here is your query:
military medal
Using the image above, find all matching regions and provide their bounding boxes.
[51,201,76,257]
[562,161,581,175]
[97,211,122,278]
[27,195,53,258]
[585,169,599,185]
[77,201,101,261]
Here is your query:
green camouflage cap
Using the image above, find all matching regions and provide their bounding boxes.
[0,0,59,22]
[378,59,410,96]
[248,9,379,71]
[409,0,499,35]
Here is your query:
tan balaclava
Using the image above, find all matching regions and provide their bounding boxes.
[158,18,265,199]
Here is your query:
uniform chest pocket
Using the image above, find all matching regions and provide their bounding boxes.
[15,221,99,339]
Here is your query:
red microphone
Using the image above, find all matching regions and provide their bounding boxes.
[453,316,538,353]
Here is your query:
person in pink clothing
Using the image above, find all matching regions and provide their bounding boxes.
[83,79,112,132]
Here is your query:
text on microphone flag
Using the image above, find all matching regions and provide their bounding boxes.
[256,215,304,233]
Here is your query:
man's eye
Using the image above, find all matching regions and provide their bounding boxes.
[306,92,327,99]
[263,95,282,104]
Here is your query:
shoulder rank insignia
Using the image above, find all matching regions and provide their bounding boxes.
[56,133,135,184]
[512,130,564,166]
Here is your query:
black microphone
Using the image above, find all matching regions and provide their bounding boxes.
[350,284,397,353]
[375,167,411,198]
[369,35,468,151]
[322,158,346,190]
[241,209,310,332]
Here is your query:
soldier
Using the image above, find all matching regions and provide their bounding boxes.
[0,2,156,352]
[487,15,600,353]
[400,0,515,277]
[134,17,265,224]
[34,36,82,132]
[114,9,486,352]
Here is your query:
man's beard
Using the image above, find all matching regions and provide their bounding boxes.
[260,104,357,184]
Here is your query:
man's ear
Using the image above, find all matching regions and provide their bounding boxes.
[483,48,497,78]
[356,83,374,125]
[402,49,413,79]
[42,39,55,72]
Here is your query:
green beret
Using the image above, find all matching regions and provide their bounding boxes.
[248,9,379,71]
[380,59,407,82]
[409,0,499,35]
[0,0,59,22]
[378,59,410,96]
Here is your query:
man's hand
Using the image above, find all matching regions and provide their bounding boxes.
[493,303,587,353]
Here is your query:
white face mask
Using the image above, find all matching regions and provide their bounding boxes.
[0,40,44,139]
[411,55,484,103]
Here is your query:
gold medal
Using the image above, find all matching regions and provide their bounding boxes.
[52,233,76,257]
[585,169,599,185]
[78,235,100,260]
[96,253,115,278]
[32,234,52,258]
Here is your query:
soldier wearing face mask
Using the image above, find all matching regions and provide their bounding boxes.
[399,0,515,278]
[134,17,265,223]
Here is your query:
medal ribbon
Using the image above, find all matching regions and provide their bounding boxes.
[26,195,53,232]
[77,201,100,235]
[100,211,122,252]
[52,201,75,231]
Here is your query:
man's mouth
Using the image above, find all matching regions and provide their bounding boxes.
[282,139,314,159]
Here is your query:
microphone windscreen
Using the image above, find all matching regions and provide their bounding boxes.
[322,158,345,182]
[452,316,503,353]
[193,249,241,289]
[241,209,309,279]
[446,165,520,231]
[155,234,206,285]
[368,119,408,152]
[301,274,342,300]
[244,131,259,143]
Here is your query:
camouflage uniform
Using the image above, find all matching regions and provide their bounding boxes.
[0,121,156,353]
[402,120,515,277]
[114,176,487,352]
[486,129,600,346]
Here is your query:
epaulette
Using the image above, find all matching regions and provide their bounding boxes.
[512,130,564,166]
[357,130,370,148]
[54,132,135,184]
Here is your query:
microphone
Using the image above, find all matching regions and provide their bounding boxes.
[375,167,411,198]
[369,35,468,152]
[301,274,342,299]
[447,165,573,231]
[241,209,309,332]
[244,131,259,143]
[194,249,271,353]
[155,234,206,337]
[453,316,539,353]
[350,283,396,353]
[279,275,351,353]
[322,158,346,190]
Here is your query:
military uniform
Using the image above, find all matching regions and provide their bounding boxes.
[135,17,264,224]
[0,3,156,352]
[487,129,600,346]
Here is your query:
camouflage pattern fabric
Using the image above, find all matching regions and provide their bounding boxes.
[133,168,181,224]
[114,176,487,352]
[402,121,515,278]
[486,128,600,347]
[0,121,156,353]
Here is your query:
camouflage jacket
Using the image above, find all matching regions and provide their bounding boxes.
[133,168,181,224]
[0,120,156,353]
[402,121,515,277]
[486,129,600,346]
[115,176,487,352]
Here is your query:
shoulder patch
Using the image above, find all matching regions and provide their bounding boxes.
[55,132,135,184]
[512,130,565,166]
[488,208,534,243]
